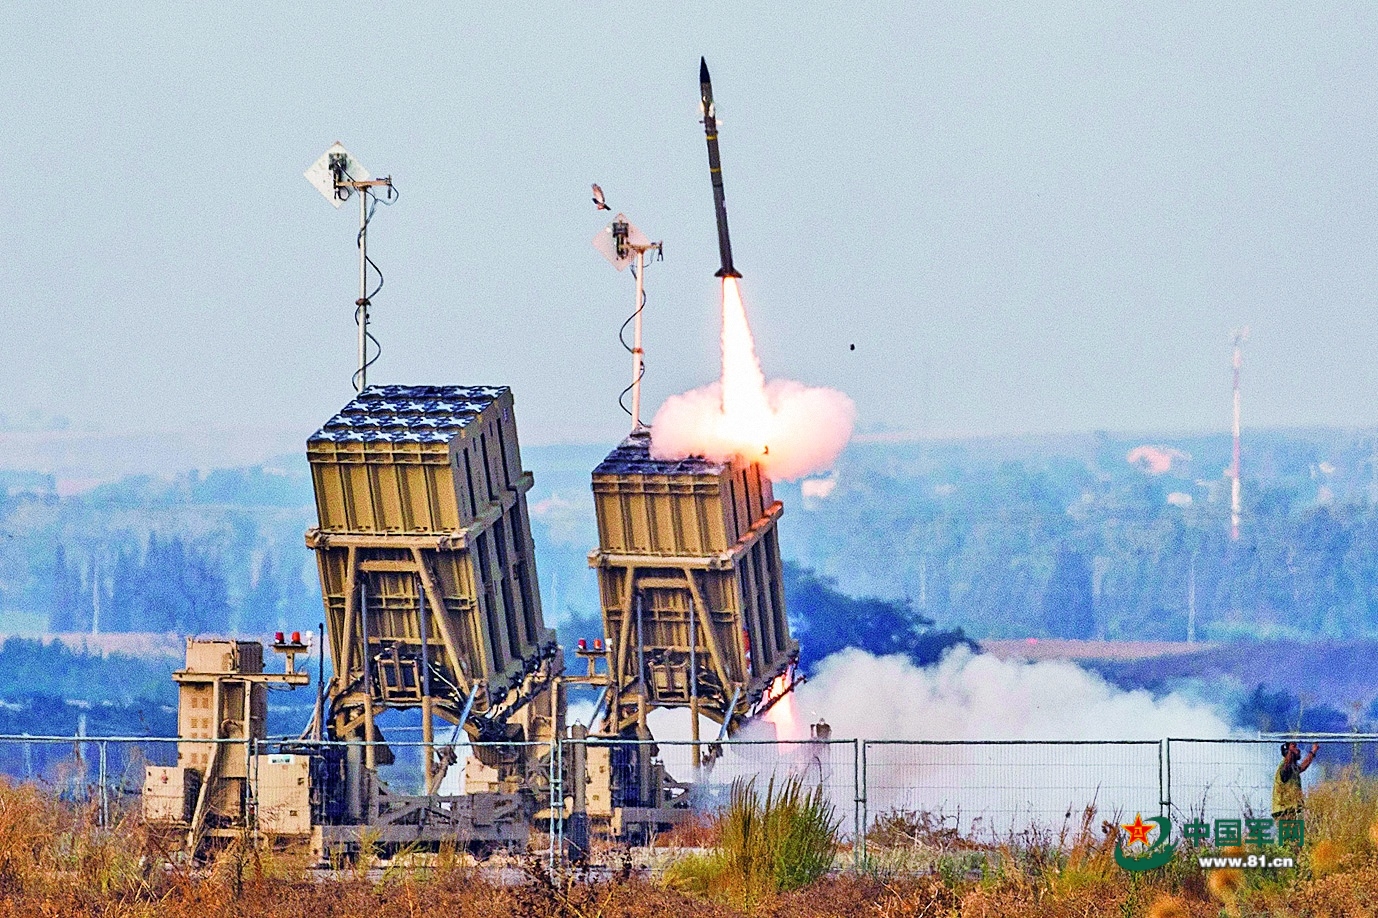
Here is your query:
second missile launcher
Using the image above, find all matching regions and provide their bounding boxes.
[587,429,797,737]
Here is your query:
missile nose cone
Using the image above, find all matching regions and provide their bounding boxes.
[700,57,710,84]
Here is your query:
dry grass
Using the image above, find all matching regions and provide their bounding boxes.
[650,813,718,849]
[1304,766,1378,869]
[8,774,1378,917]
[1146,893,1190,918]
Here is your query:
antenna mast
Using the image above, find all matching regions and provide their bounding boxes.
[593,207,662,431]
[1229,328,1248,541]
[1187,551,1197,643]
[305,143,397,392]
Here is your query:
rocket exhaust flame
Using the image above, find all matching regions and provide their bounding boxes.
[650,278,856,481]
[761,670,803,741]
[719,278,771,455]
[651,59,855,480]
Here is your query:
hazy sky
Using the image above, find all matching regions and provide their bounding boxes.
[4,4,1377,446]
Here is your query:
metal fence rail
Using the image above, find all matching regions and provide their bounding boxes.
[0,732,1366,871]
[564,737,859,823]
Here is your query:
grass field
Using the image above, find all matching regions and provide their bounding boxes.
[4,772,1378,916]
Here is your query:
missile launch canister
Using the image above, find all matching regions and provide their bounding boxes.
[587,429,797,737]
[700,57,742,279]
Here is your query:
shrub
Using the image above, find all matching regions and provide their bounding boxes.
[664,775,840,913]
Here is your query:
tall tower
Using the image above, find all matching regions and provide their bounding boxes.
[1229,330,1247,541]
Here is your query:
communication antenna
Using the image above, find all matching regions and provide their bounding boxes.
[593,203,663,431]
[1229,328,1248,541]
[1187,550,1197,643]
[305,142,398,392]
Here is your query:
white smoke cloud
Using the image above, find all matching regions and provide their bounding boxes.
[790,647,1232,742]
[649,379,856,482]
[778,649,1235,831]
[1127,444,1191,476]
[639,648,1241,833]
[647,646,1230,746]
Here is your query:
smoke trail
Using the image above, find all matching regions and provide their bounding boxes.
[650,278,855,481]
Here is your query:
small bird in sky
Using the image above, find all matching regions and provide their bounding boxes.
[591,183,610,211]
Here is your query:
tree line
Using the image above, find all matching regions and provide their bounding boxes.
[788,433,1378,642]
[36,535,314,636]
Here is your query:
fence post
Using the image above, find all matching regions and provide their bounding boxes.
[1162,739,1172,819]
[1157,739,1164,818]
[556,737,562,873]
[855,739,867,869]
[251,738,260,848]
[548,738,560,874]
[98,741,108,828]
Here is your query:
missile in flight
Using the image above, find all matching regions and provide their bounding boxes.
[700,57,742,279]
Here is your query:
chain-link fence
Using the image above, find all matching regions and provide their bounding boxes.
[1166,736,1378,827]
[555,737,861,868]
[0,735,237,828]
[0,732,1369,872]
[861,740,1163,849]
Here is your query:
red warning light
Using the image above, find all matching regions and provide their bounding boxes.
[593,638,603,651]
[291,631,301,644]
[577,638,587,650]
[274,631,284,643]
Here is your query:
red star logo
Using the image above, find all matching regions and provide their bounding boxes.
[1122,813,1154,847]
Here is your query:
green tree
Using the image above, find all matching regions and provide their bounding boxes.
[1041,545,1095,639]
[241,554,283,632]
[44,544,88,633]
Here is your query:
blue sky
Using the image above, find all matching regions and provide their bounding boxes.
[4,3,1376,445]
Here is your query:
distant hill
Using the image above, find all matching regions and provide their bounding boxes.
[1080,639,1378,721]
[7,425,1378,651]
[0,632,183,660]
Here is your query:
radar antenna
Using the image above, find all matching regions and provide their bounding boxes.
[305,142,397,392]
[592,197,663,431]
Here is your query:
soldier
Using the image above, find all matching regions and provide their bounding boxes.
[1272,741,1320,820]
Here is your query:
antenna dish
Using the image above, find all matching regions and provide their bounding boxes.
[304,142,371,208]
[593,214,653,271]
